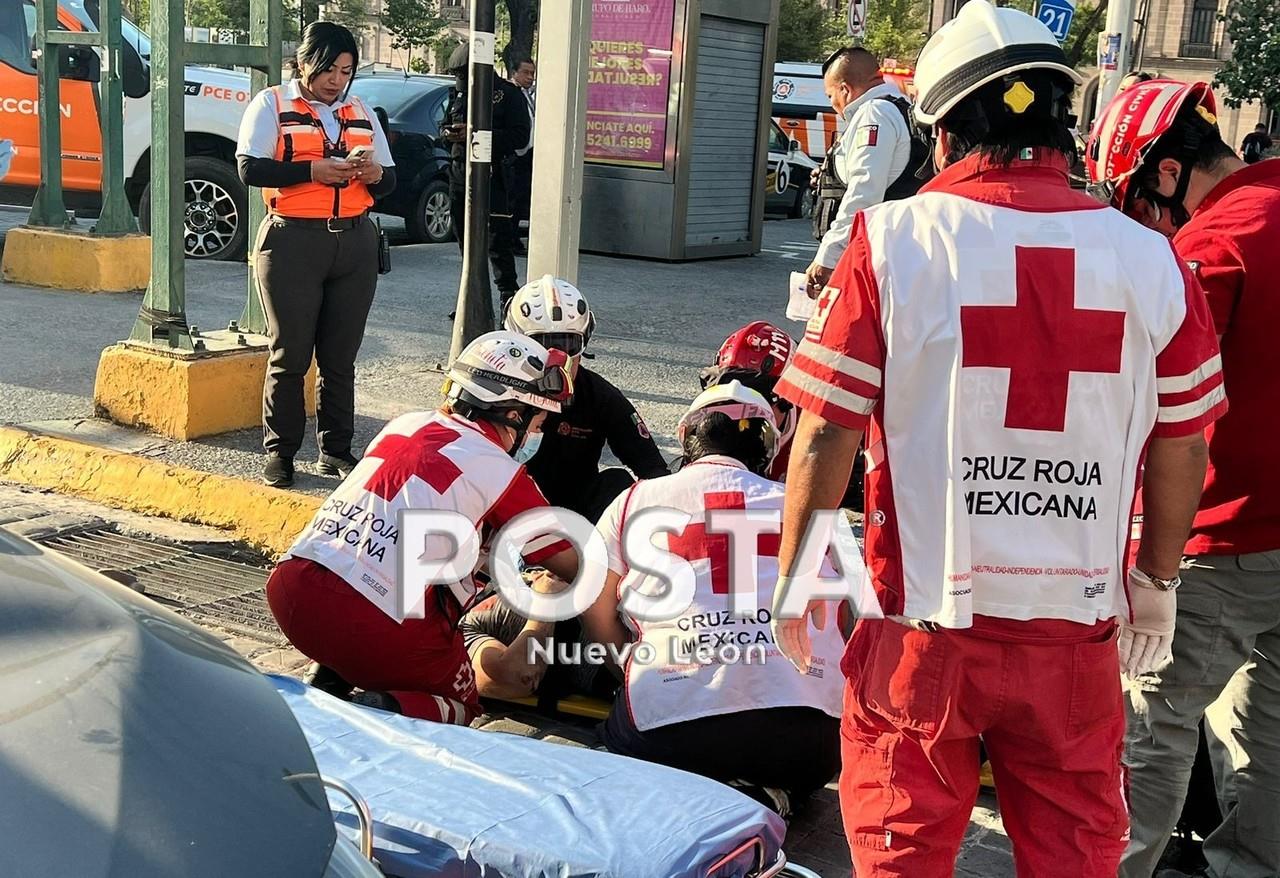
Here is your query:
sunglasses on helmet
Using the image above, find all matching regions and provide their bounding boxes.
[529,332,585,357]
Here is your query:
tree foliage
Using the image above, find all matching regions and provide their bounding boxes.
[860,0,928,63]
[775,0,928,65]
[1213,0,1280,110]
[776,0,844,61]
[381,0,450,66]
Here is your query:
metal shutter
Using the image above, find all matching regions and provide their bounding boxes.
[685,16,765,248]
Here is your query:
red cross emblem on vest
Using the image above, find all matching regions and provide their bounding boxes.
[961,246,1126,433]
[363,423,465,500]
[667,492,782,594]
[805,285,842,342]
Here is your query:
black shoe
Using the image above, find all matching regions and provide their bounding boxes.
[263,454,294,488]
[352,690,402,714]
[316,451,360,478]
[302,662,354,700]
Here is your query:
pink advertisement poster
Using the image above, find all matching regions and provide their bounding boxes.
[586,0,678,168]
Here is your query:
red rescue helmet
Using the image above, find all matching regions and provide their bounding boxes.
[701,321,795,389]
[1086,79,1217,215]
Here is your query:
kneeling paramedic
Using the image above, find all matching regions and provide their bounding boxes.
[583,382,843,817]
[267,331,578,724]
[504,276,669,522]
[771,3,1225,875]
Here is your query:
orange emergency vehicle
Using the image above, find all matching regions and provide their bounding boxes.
[0,0,253,259]
[771,60,916,159]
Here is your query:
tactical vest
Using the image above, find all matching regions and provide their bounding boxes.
[813,95,931,240]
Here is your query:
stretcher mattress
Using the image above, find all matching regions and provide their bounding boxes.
[270,676,786,878]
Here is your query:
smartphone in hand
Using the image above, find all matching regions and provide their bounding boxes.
[346,144,374,165]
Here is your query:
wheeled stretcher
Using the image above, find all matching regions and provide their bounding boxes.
[270,676,822,878]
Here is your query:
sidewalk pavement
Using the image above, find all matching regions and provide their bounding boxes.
[0,214,822,540]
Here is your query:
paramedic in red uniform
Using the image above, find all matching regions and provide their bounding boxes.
[583,382,843,817]
[266,331,577,725]
[771,3,1226,875]
[1090,80,1280,878]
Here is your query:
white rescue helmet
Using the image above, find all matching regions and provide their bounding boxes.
[913,0,1082,127]
[445,331,573,414]
[503,275,595,356]
[678,380,779,467]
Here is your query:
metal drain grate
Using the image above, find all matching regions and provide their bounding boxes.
[36,527,284,641]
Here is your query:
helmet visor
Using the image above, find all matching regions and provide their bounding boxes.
[529,332,586,357]
[534,348,575,404]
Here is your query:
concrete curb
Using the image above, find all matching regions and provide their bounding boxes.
[0,426,319,557]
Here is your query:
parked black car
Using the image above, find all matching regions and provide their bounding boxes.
[350,73,455,244]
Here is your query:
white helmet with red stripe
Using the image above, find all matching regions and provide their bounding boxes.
[1085,79,1217,216]
[445,331,572,414]
[678,380,779,469]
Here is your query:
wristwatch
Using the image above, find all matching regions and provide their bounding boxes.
[1130,566,1182,591]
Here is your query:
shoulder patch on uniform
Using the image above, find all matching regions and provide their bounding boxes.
[854,125,879,148]
[631,412,651,439]
[805,285,842,342]
[493,89,505,103]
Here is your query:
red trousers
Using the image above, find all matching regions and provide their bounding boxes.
[266,557,480,725]
[839,619,1128,877]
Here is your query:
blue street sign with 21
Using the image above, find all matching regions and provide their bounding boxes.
[1037,0,1076,42]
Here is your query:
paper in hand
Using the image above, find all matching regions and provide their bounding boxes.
[786,271,815,322]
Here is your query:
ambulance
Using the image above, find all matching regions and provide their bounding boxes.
[771,59,916,160]
[0,0,254,260]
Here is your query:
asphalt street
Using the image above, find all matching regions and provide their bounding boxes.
[0,210,818,491]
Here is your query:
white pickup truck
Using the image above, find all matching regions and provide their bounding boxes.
[0,0,254,259]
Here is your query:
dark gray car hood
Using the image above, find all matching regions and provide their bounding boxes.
[0,530,336,878]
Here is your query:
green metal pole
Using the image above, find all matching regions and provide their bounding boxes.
[240,0,283,335]
[129,0,192,350]
[28,0,71,229]
[94,0,138,235]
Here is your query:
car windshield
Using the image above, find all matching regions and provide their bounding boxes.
[349,78,438,118]
[65,0,151,60]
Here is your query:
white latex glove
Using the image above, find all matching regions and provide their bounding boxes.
[771,576,828,673]
[1118,567,1178,677]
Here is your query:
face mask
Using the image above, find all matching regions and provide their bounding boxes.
[514,432,542,464]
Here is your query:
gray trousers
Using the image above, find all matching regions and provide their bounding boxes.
[1121,549,1280,878]
[253,216,378,459]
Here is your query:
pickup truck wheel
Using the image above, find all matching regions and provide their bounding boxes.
[138,156,248,261]
[406,179,454,244]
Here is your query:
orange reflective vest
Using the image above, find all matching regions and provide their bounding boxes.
[263,86,376,219]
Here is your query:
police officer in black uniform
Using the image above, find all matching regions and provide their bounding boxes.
[443,43,530,312]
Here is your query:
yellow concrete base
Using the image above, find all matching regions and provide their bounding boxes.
[0,426,320,556]
[94,343,317,441]
[1,227,151,292]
